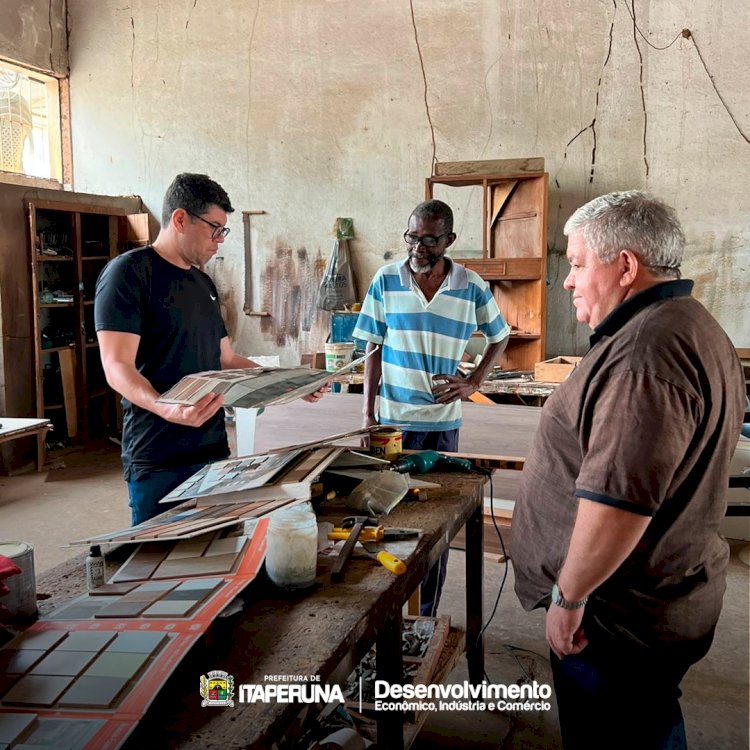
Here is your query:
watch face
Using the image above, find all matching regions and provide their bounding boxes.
[551,582,562,604]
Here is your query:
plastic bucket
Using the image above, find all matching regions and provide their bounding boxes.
[0,541,37,618]
[325,342,355,372]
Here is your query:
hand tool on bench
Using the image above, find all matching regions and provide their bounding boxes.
[329,516,411,578]
[327,520,419,543]
[359,541,406,575]
[330,517,365,582]
[333,515,410,575]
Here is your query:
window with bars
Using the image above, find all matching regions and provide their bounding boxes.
[0,60,62,181]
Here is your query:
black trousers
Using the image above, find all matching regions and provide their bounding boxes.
[550,613,715,750]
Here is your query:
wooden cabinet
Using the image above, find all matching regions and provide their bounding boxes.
[27,199,149,463]
[426,161,548,371]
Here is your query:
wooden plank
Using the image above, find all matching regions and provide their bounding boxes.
[58,347,78,438]
[456,257,542,280]
[488,180,518,229]
[434,157,545,177]
[467,391,494,405]
[252,395,541,458]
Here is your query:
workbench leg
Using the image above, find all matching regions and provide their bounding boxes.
[376,607,404,750]
[466,503,484,684]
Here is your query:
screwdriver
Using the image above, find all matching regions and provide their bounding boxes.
[359,541,406,575]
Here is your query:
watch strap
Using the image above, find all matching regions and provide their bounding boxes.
[551,582,588,610]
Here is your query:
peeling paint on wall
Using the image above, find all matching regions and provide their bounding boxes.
[65,0,750,361]
[260,242,328,349]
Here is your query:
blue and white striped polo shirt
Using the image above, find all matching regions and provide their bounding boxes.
[353,259,509,431]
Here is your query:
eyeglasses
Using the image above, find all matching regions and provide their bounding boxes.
[186,210,230,240]
[403,231,449,248]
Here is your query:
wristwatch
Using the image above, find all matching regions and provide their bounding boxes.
[551,582,588,610]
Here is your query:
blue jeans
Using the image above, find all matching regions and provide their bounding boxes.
[127,462,208,526]
[402,429,459,617]
[549,614,714,750]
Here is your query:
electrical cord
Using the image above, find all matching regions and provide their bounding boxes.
[467,466,510,684]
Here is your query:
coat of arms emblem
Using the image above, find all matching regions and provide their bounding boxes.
[200,670,235,707]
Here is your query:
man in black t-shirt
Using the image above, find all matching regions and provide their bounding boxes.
[95,173,321,524]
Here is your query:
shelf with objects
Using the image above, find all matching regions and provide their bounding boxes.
[27,199,150,465]
[425,158,548,372]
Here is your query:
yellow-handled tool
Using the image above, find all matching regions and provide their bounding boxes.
[329,526,384,542]
[360,541,406,575]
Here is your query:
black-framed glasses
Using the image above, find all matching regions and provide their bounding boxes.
[403,231,449,248]
[186,210,230,240]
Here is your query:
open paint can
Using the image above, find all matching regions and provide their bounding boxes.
[0,541,37,618]
[369,427,403,461]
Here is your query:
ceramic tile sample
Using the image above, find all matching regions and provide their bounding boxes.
[152,552,238,579]
[112,542,173,582]
[94,600,150,619]
[205,535,246,557]
[57,675,129,709]
[0,712,37,743]
[46,597,113,621]
[89,582,139,596]
[0,649,46,675]
[56,632,116,652]
[132,581,178,593]
[165,536,213,560]
[23,717,104,748]
[29,650,97,677]
[2,674,74,706]
[178,577,225,590]
[141,600,197,618]
[84,651,150,681]
[106,631,169,654]
[6,631,66,652]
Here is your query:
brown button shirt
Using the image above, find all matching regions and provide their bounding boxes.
[512,280,745,646]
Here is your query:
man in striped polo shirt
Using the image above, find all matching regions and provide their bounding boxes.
[353,199,510,615]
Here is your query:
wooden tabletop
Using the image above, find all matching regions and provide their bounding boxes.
[35,471,487,750]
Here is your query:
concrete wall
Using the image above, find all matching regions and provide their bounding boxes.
[0,0,68,75]
[66,0,749,362]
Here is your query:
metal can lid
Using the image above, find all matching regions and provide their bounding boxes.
[0,541,32,558]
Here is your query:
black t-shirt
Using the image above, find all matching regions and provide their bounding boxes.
[94,246,229,479]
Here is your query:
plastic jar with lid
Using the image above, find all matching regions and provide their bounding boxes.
[265,502,319,589]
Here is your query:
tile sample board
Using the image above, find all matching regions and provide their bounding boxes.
[71,497,291,545]
[0,516,271,750]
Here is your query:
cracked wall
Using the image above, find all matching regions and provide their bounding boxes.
[66,0,749,361]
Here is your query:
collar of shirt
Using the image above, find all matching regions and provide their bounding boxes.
[397,257,469,291]
[590,278,694,347]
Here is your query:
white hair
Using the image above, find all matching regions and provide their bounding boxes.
[563,191,685,277]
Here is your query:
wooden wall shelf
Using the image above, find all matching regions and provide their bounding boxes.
[426,160,548,371]
[27,199,149,465]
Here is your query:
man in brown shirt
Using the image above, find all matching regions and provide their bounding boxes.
[512,191,745,750]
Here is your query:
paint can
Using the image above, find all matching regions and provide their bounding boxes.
[369,427,403,461]
[325,342,355,372]
[0,541,37,619]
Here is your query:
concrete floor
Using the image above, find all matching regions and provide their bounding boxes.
[0,444,748,748]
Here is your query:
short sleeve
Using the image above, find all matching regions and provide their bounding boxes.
[352,272,387,345]
[94,256,145,335]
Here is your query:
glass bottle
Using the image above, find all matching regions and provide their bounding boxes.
[265,503,318,589]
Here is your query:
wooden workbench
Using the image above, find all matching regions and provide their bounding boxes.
[35,472,487,750]
[0,417,51,471]
[253,392,541,456]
